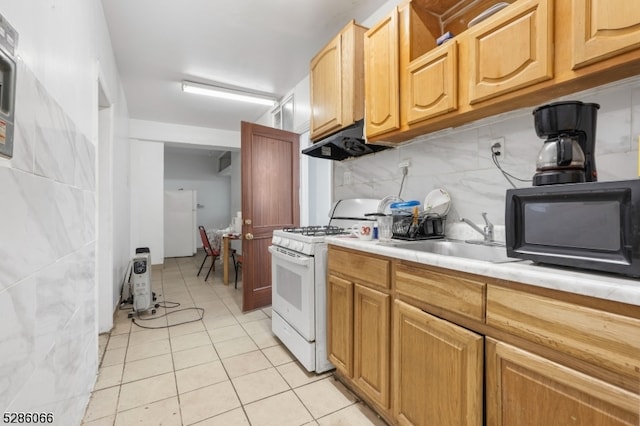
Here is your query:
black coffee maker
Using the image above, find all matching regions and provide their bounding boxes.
[531,101,600,186]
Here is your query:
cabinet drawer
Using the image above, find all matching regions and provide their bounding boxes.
[328,247,391,289]
[486,285,640,382]
[395,263,485,321]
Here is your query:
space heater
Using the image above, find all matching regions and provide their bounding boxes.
[130,248,155,315]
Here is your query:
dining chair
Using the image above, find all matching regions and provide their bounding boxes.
[232,250,242,289]
[197,226,220,281]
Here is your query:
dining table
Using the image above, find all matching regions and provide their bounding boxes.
[222,233,241,286]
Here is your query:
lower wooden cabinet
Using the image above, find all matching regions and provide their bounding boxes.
[327,245,640,425]
[327,273,391,410]
[486,338,640,426]
[354,284,391,408]
[327,275,354,376]
[393,300,484,426]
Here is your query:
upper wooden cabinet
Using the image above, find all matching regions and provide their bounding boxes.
[364,9,400,138]
[571,0,640,69]
[310,20,367,141]
[466,0,553,104]
[364,0,640,143]
[406,40,459,123]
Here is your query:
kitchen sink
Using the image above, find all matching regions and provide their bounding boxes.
[391,239,521,263]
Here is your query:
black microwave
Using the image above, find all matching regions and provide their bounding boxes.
[505,179,640,277]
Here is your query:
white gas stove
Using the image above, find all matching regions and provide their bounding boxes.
[269,200,381,373]
[271,226,346,255]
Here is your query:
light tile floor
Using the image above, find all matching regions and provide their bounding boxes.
[82,254,388,426]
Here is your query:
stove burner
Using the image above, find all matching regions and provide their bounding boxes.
[282,225,346,236]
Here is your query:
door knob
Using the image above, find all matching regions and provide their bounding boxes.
[245,233,254,240]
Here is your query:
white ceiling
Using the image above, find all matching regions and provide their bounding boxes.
[101,0,389,137]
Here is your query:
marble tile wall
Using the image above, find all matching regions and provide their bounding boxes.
[334,76,640,238]
[0,61,97,425]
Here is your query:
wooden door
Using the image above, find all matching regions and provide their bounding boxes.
[240,122,299,311]
[406,40,458,125]
[393,300,483,426]
[327,275,354,376]
[364,8,400,138]
[485,338,640,425]
[572,0,640,69]
[466,0,553,104]
[353,284,391,409]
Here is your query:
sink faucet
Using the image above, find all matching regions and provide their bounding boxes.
[460,212,494,243]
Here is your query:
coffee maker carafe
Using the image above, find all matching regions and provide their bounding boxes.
[531,101,600,186]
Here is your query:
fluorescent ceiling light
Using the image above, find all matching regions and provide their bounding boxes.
[182,80,277,107]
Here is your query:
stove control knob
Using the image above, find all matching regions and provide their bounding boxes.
[295,242,304,252]
[273,236,282,245]
[282,239,290,248]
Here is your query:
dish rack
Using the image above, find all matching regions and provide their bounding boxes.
[392,212,446,240]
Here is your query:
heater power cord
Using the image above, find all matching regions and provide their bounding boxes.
[131,306,205,330]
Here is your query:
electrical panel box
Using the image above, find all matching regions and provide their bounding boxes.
[0,14,17,159]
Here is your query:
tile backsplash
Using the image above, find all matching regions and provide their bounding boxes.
[334,76,640,238]
[0,60,97,423]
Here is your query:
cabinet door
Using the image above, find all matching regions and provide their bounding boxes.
[393,300,483,426]
[364,8,400,138]
[310,33,343,140]
[353,284,391,408]
[327,275,353,376]
[486,338,640,426]
[467,0,553,104]
[406,40,458,125]
[572,0,640,69]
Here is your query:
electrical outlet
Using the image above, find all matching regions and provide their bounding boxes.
[484,137,506,160]
[398,160,411,168]
[343,171,352,185]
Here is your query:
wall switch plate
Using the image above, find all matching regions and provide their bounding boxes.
[343,171,352,185]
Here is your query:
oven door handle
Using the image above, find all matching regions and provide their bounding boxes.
[268,246,313,267]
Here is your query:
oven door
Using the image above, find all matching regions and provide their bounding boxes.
[268,245,315,341]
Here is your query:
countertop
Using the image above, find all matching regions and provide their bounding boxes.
[325,236,640,307]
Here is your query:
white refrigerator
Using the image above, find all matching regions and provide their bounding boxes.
[164,190,197,257]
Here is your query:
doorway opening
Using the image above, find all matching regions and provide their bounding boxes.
[96,75,115,333]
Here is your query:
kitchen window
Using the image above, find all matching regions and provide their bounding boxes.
[273,95,294,131]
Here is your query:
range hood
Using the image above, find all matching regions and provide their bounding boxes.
[302,120,391,161]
